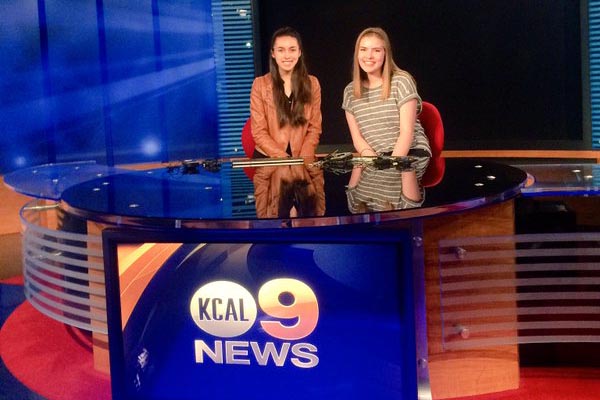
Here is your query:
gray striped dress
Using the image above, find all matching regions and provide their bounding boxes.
[342,71,431,156]
[346,166,426,213]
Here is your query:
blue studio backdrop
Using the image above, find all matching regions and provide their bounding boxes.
[0,0,218,174]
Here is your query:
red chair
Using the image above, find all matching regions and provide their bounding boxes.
[241,117,255,157]
[241,117,256,179]
[419,101,445,187]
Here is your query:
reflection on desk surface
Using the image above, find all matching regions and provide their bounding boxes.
[253,164,325,219]
[515,163,600,196]
[345,154,429,214]
[3,160,124,200]
[8,156,527,227]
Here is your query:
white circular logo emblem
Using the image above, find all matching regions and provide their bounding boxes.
[190,281,257,338]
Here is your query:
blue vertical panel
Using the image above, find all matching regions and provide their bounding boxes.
[102,0,164,165]
[591,0,600,148]
[156,0,219,160]
[101,0,218,164]
[0,0,49,171]
[44,0,106,163]
[0,0,218,173]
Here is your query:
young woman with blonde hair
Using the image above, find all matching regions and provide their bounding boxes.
[342,27,430,159]
[343,27,431,207]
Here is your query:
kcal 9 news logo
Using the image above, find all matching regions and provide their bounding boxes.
[189,279,319,368]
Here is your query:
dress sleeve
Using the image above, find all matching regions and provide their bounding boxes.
[341,83,354,114]
[393,72,422,111]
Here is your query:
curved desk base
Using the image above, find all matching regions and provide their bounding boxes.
[424,201,520,399]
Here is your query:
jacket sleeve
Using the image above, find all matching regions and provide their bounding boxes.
[250,77,289,158]
[253,166,277,218]
[308,166,326,216]
[299,76,322,157]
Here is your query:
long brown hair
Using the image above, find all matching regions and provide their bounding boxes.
[352,27,412,100]
[278,179,318,217]
[269,27,312,127]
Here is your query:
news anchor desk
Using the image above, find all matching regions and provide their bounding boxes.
[5,157,529,400]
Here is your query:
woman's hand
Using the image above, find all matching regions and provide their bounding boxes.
[359,148,377,157]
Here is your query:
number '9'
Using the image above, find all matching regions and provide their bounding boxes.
[258,278,319,340]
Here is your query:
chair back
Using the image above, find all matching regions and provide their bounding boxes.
[419,101,445,187]
[419,101,444,158]
[241,117,255,157]
[240,118,256,179]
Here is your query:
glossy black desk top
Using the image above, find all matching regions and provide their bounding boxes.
[53,158,526,229]
[515,163,600,196]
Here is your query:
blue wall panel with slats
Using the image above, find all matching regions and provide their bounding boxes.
[211,0,255,158]
[590,0,600,148]
[211,0,256,218]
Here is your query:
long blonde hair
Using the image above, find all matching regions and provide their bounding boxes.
[352,27,407,100]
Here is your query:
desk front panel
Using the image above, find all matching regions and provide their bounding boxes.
[103,228,420,400]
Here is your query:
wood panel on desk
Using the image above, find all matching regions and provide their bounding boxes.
[0,176,33,235]
[423,200,519,399]
[87,222,110,375]
[442,150,600,162]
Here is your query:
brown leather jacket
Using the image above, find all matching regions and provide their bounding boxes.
[250,73,322,157]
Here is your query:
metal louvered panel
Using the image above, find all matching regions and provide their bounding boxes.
[211,0,255,157]
[438,232,600,350]
[21,200,108,334]
[590,1,600,148]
